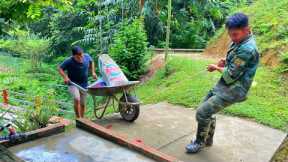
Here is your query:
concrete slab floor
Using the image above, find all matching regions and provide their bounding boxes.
[95,102,286,162]
[9,128,156,162]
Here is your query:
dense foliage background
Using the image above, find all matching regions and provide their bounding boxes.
[0,0,249,56]
[0,0,253,82]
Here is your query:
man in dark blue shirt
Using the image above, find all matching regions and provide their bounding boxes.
[58,46,97,118]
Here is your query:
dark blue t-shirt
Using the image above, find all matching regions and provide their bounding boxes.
[60,54,92,88]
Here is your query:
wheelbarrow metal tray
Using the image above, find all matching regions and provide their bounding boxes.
[87,81,140,96]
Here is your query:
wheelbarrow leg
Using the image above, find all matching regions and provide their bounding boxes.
[93,96,111,119]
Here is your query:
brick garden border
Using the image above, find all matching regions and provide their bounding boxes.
[76,118,181,162]
[1,118,181,162]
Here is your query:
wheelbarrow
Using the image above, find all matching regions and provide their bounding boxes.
[70,81,141,122]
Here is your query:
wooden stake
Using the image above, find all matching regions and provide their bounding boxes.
[2,89,8,105]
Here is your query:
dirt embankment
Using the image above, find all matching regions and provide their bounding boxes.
[203,31,230,59]
[140,54,165,82]
[142,31,283,82]
[140,52,216,82]
[204,32,280,68]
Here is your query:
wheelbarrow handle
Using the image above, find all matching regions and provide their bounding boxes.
[68,81,88,93]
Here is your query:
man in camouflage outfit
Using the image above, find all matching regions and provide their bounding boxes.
[186,13,259,153]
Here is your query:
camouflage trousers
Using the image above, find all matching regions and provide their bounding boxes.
[195,91,234,143]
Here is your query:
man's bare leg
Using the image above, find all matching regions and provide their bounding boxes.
[80,104,86,118]
[79,92,87,118]
[74,99,81,118]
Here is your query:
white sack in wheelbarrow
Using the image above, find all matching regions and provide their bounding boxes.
[98,54,129,86]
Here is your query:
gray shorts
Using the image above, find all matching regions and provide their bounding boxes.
[68,85,87,106]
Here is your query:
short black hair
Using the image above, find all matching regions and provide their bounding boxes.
[225,13,249,29]
[72,46,83,55]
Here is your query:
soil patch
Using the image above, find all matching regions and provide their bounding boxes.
[261,50,280,68]
[140,53,215,82]
[140,55,164,82]
[203,31,230,59]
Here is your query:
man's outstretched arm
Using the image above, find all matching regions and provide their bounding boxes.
[207,64,224,73]
[58,66,70,84]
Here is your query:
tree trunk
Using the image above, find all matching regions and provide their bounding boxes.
[139,0,145,10]
[164,0,172,75]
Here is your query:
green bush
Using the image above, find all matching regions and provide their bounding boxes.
[14,90,59,132]
[49,11,87,56]
[109,18,149,80]
[279,52,288,73]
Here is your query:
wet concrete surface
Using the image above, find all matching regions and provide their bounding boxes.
[9,128,155,162]
[95,102,286,162]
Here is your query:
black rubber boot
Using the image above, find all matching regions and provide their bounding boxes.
[186,123,210,153]
[205,117,216,147]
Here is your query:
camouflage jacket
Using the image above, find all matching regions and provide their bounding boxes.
[213,34,259,102]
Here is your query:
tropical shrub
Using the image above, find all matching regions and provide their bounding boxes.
[0,18,9,36]
[109,19,149,80]
[0,0,72,22]
[142,0,247,48]
[279,52,288,73]
[14,90,59,132]
[49,11,88,56]
[28,7,59,37]
[74,0,140,55]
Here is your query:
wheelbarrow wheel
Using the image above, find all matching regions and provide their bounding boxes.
[119,94,140,122]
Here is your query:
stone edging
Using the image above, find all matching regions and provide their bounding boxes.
[76,118,182,162]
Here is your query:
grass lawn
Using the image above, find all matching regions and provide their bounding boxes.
[0,54,60,94]
[0,54,74,117]
[137,56,288,130]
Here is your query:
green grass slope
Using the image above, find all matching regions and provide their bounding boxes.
[244,0,288,54]
[137,56,288,130]
[206,0,288,70]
